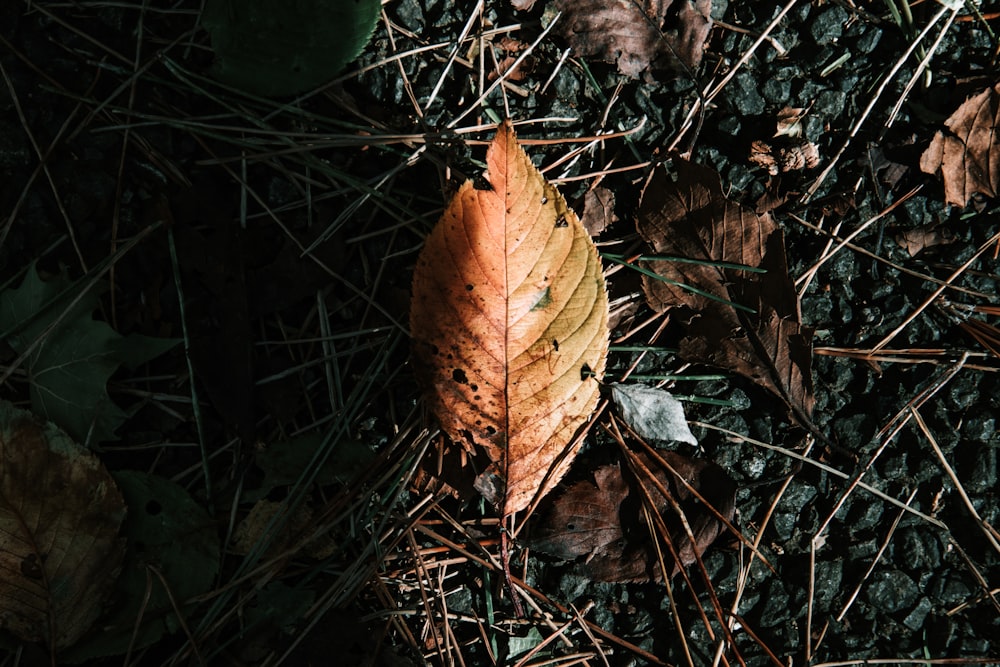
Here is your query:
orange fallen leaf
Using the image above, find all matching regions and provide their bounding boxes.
[920,82,1000,207]
[410,120,610,518]
[637,160,815,421]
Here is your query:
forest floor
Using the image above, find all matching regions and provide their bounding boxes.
[1,0,999,665]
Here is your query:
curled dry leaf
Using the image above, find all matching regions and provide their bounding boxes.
[749,138,820,175]
[637,161,815,420]
[529,450,735,582]
[920,82,1000,207]
[0,401,126,650]
[410,121,610,517]
[552,0,712,78]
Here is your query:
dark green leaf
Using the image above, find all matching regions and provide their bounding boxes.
[62,471,220,661]
[202,0,381,97]
[0,266,178,444]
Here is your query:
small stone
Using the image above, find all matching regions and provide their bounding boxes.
[731,71,766,116]
[865,569,920,613]
[903,597,933,630]
[810,6,848,45]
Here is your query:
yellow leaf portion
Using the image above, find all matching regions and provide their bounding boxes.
[411,121,609,516]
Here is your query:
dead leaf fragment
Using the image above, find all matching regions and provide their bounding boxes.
[552,0,712,78]
[610,383,697,445]
[920,82,1000,207]
[637,161,815,420]
[895,222,956,256]
[0,401,126,650]
[749,138,820,175]
[775,106,808,138]
[410,121,610,516]
[529,450,735,582]
[580,186,618,236]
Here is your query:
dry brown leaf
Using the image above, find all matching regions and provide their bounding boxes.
[0,401,126,650]
[410,121,610,517]
[580,186,618,236]
[637,160,815,420]
[529,450,735,582]
[920,82,1000,207]
[749,138,820,175]
[895,222,956,256]
[553,0,712,78]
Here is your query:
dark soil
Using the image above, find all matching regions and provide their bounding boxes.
[1,1,999,666]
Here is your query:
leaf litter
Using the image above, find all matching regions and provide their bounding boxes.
[529,448,736,582]
[546,0,713,78]
[637,160,816,423]
[0,401,125,651]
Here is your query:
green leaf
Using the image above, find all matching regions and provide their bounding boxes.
[202,0,382,97]
[0,266,178,445]
[61,471,221,662]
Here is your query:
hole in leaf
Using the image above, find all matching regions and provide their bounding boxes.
[580,363,594,380]
[20,554,43,580]
[452,368,469,384]
[485,425,497,435]
[555,215,568,228]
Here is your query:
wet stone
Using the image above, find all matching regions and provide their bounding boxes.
[739,451,767,480]
[963,446,998,493]
[817,90,847,118]
[757,580,792,627]
[731,71,766,116]
[854,25,883,53]
[762,77,791,104]
[865,569,920,613]
[896,527,943,571]
[813,559,843,609]
[845,493,883,533]
[810,6,848,45]
[848,538,878,560]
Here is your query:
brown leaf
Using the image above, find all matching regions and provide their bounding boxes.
[410,121,610,517]
[749,138,820,175]
[0,401,126,649]
[580,186,618,236]
[920,82,1000,207]
[637,161,815,419]
[553,0,712,78]
[895,222,956,256]
[529,450,735,582]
